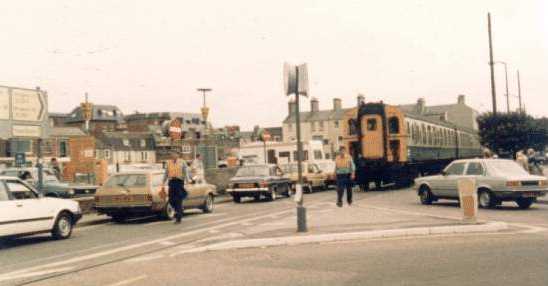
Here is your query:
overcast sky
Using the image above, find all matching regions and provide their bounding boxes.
[1,0,546,129]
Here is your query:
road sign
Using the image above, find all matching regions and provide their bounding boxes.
[168,119,182,140]
[283,63,309,97]
[15,153,26,167]
[0,86,49,139]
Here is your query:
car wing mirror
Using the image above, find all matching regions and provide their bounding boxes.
[441,170,448,176]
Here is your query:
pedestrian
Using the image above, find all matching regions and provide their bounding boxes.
[335,146,355,207]
[50,158,61,179]
[516,150,528,171]
[527,148,543,175]
[162,151,192,224]
[190,153,205,182]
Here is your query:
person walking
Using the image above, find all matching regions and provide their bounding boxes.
[516,150,529,171]
[50,158,61,179]
[335,146,355,207]
[162,151,192,224]
[190,154,205,181]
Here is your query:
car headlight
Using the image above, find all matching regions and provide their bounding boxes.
[506,181,521,187]
[68,189,75,196]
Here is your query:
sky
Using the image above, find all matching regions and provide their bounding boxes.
[0,0,546,130]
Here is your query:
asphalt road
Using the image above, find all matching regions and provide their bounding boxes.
[1,187,547,286]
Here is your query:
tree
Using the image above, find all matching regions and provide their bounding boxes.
[477,113,547,158]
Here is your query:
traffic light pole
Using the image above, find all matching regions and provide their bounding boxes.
[295,66,307,233]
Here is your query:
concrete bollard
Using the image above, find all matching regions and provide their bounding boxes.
[458,178,478,223]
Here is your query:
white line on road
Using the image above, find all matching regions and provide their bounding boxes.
[107,275,147,286]
[0,267,74,283]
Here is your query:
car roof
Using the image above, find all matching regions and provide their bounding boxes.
[450,158,514,164]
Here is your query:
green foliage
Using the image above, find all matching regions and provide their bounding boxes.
[477,113,547,157]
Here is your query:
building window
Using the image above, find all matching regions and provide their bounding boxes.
[319,121,324,131]
[388,117,400,134]
[311,122,316,132]
[59,141,68,157]
[104,150,111,159]
[348,119,357,135]
[140,139,146,148]
[141,152,148,161]
[334,121,339,128]
[314,150,323,160]
[8,139,31,155]
[181,145,192,154]
[367,119,377,131]
[124,151,131,161]
[279,151,290,162]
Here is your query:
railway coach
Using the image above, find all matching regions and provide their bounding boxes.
[345,102,482,189]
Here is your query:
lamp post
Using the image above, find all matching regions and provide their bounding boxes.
[197,88,212,136]
[494,61,510,113]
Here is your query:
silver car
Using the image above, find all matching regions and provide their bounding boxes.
[415,159,548,209]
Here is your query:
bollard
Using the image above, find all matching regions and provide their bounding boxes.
[458,178,478,223]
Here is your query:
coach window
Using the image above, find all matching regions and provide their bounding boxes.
[367,119,377,131]
[388,117,399,134]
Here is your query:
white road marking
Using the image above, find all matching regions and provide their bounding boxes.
[125,254,165,263]
[159,241,176,246]
[107,274,147,286]
[0,267,74,283]
[0,208,295,282]
[208,229,221,234]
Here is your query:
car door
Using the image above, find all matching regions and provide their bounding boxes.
[0,181,20,236]
[437,162,466,197]
[183,180,201,208]
[463,162,486,190]
[4,179,55,234]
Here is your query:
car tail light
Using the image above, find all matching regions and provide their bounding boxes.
[506,181,521,187]
[259,181,268,188]
[540,180,547,187]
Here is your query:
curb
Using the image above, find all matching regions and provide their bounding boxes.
[177,221,508,254]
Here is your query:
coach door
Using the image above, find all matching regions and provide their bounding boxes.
[361,115,384,159]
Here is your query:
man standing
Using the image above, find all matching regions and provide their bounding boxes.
[50,158,61,179]
[190,154,204,181]
[163,151,192,224]
[335,146,355,207]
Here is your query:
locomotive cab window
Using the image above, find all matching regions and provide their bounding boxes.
[388,117,399,134]
[367,119,377,131]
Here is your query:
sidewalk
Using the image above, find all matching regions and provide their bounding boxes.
[172,198,508,255]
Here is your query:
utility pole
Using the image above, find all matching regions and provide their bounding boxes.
[294,66,307,233]
[517,70,523,113]
[488,13,497,115]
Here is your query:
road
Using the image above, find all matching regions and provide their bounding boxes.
[1,187,547,286]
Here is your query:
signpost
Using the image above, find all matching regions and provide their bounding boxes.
[284,63,309,233]
[0,86,49,193]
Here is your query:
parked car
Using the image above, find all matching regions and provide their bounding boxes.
[280,162,328,193]
[227,164,291,203]
[315,160,336,187]
[0,167,98,198]
[94,170,216,222]
[415,159,548,209]
[0,176,82,239]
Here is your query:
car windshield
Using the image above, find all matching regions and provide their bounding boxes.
[235,166,270,177]
[105,174,147,188]
[487,160,529,177]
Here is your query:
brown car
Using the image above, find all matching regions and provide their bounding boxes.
[280,162,328,193]
[94,170,216,222]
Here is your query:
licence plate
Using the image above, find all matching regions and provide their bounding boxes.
[239,183,255,189]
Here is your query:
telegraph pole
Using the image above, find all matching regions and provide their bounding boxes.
[495,61,510,113]
[517,70,523,113]
[488,13,497,115]
[294,66,307,233]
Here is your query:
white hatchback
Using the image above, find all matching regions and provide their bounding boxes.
[0,176,82,239]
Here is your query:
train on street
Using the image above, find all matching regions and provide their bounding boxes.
[344,102,482,189]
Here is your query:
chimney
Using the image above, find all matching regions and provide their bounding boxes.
[333,98,342,111]
[288,100,297,115]
[458,94,466,105]
[357,94,365,106]
[310,98,319,113]
[416,98,426,114]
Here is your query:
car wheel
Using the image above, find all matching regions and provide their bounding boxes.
[159,203,175,220]
[419,185,433,205]
[515,198,534,209]
[201,194,214,213]
[478,190,497,209]
[52,212,74,240]
[233,194,241,203]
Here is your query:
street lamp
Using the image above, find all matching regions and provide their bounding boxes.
[494,61,510,113]
[197,88,212,135]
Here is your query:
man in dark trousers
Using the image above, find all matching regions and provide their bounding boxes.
[335,146,356,207]
[162,151,192,224]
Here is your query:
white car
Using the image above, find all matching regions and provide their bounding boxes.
[0,176,82,239]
